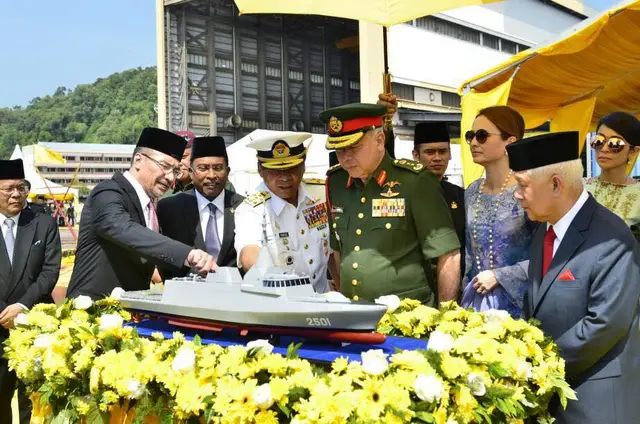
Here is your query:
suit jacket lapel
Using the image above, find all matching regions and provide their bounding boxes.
[0,231,11,295]
[217,190,237,263]
[7,210,37,294]
[184,190,205,251]
[533,196,595,314]
[529,226,545,315]
[113,173,145,225]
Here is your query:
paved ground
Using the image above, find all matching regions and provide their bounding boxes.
[59,225,78,250]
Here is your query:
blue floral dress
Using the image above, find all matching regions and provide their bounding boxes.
[462,179,539,318]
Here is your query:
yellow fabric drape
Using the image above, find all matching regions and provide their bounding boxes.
[549,95,598,155]
[460,78,513,187]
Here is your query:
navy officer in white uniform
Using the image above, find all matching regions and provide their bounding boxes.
[234,131,338,293]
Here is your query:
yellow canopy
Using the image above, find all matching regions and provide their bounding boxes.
[234,0,501,27]
[458,0,640,186]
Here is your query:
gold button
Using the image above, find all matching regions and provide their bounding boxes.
[354,246,360,252]
[353,295,359,301]
[351,279,358,286]
[309,259,313,265]
[304,244,309,249]
[358,212,364,219]
[352,263,358,269]
[360,197,366,204]
[356,229,362,235]
[385,223,392,230]
[332,223,337,229]
[300,229,305,235]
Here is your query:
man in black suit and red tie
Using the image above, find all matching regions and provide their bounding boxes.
[66,128,217,300]
[158,136,244,279]
[0,159,61,423]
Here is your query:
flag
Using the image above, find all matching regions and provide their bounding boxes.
[34,145,66,164]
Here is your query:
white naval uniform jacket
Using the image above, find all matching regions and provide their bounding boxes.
[234,182,331,293]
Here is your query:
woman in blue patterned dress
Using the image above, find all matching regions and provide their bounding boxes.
[461,106,539,318]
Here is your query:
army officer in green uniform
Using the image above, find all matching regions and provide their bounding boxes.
[320,104,461,307]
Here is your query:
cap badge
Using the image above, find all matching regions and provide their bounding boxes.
[272,141,290,158]
[329,116,343,134]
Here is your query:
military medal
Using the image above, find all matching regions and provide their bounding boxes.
[302,203,328,229]
[451,201,458,209]
[380,180,400,198]
[372,198,406,217]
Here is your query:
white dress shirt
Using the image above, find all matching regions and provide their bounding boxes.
[0,211,20,240]
[123,171,153,229]
[234,182,331,293]
[548,189,589,256]
[195,189,225,244]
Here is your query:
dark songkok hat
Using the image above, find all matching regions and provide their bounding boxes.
[136,127,187,161]
[0,159,25,180]
[414,122,450,146]
[598,112,640,147]
[507,131,579,172]
[191,136,228,161]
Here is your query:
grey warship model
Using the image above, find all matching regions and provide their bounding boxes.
[117,210,388,343]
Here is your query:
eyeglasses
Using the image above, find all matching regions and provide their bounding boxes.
[590,134,627,153]
[192,164,227,175]
[140,153,181,177]
[0,185,28,196]
[465,129,502,144]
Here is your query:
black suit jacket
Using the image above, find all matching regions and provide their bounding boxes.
[440,179,466,276]
[66,172,192,300]
[25,202,46,215]
[157,188,244,279]
[0,209,61,343]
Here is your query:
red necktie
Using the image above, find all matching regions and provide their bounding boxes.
[542,226,556,277]
[147,200,159,232]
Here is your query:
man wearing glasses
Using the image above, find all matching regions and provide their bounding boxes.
[157,136,244,278]
[234,132,336,294]
[66,128,216,300]
[0,159,61,423]
[320,104,460,306]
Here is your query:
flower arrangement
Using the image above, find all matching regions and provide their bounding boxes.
[4,296,575,423]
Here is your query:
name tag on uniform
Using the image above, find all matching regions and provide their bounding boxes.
[302,203,328,229]
[372,198,405,217]
[278,232,289,238]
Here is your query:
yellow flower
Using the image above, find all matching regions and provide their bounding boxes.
[455,385,478,421]
[390,350,431,374]
[440,354,470,380]
[331,357,349,374]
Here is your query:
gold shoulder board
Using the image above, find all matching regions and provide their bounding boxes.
[392,158,425,174]
[303,178,326,185]
[244,191,271,207]
[326,163,343,175]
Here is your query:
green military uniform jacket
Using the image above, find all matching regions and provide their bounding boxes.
[326,153,460,306]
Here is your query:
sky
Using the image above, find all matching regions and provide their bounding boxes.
[0,0,621,108]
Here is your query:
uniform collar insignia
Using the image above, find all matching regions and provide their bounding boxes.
[346,176,353,188]
[376,169,387,187]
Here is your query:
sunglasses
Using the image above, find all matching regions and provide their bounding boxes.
[465,129,502,144]
[590,134,627,153]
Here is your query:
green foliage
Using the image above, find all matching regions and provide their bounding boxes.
[0,67,158,159]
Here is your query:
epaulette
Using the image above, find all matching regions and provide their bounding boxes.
[244,191,271,207]
[326,163,343,175]
[392,158,425,173]
[303,178,326,185]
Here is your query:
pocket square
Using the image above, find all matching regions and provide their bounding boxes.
[33,240,42,246]
[558,269,575,281]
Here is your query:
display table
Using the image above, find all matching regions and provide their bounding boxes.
[131,318,427,363]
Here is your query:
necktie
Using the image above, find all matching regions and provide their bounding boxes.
[542,226,556,277]
[4,218,15,265]
[205,203,221,258]
[147,200,159,232]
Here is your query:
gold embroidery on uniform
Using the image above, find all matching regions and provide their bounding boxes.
[451,201,458,209]
[380,187,400,198]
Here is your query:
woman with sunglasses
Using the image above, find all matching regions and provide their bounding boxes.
[585,112,640,241]
[461,106,538,318]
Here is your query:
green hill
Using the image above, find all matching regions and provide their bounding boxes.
[0,67,158,159]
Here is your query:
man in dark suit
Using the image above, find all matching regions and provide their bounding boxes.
[509,131,640,424]
[0,159,61,423]
[66,128,217,300]
[158,136,244,278]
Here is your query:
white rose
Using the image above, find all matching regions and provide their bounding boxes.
[447,420,459,424]
[466,373,486,396]
[427,331,454,353]
[361,349,389,376]
[172,346,196,372]
[110,287,125,300]
[246,339,274,355]
[374,295,401,313]
[127,379,146,399]
[99,314,124,331]
[252,383,274,409]
[516,360,533,380]
[414,374,445,403]
[33,334,53,349]
[73,295,93,310]
[484,309,509,323]
[14,313,29,326]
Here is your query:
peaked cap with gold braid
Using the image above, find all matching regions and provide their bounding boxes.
[319,103,386,150]
[247,131,312,170]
